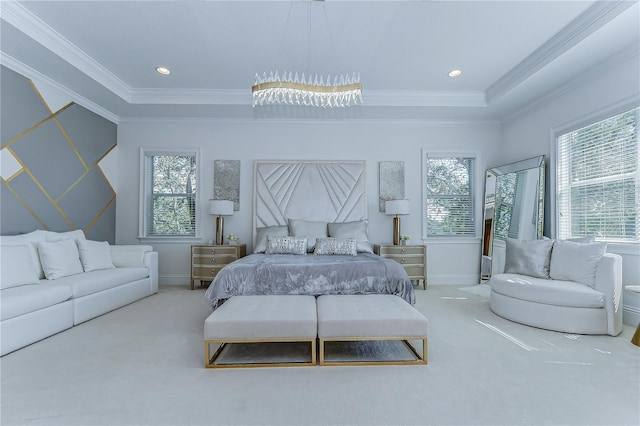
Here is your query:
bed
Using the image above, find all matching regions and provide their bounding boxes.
[204,160,415,310]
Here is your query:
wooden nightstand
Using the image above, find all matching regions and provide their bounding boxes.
[373,244,427,290]
[190,244,246,290]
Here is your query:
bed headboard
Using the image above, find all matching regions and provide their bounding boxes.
[253,160,367,246]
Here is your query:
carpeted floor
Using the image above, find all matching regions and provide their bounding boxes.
[1,284,638,426]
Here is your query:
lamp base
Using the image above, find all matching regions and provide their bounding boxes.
[215,216,224,245]
[393,216,400,245]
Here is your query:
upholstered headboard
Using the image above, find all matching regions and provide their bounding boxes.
[253,160,367,246]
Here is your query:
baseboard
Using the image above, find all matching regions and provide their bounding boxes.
[427,274,481,286]
[159,275,190,286]
[623,305,640,326]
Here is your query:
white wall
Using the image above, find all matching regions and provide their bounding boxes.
[501,54,640,325]
[115,118,501,287]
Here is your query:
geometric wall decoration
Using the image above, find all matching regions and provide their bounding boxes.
[379,160,405,212]
[0,66,117,242]
[213,159,240,211]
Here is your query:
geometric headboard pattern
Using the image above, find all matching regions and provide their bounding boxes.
[253,160,367,244]
[0,66,117,242]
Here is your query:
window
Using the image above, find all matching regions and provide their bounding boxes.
[424,153,475,237]
[139,149,199,238]
[556,107,639,243]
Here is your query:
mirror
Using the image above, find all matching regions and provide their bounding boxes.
[481,155,545,279]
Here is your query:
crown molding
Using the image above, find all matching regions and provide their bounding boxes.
[486,0,636,104]
[502,44,640,124]
[0,0,132,102]
[130,88,487,107]
[0,53,120,124]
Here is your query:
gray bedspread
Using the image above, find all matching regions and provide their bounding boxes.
[204,253,416,310]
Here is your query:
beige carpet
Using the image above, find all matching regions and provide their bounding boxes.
[1,284,638,426]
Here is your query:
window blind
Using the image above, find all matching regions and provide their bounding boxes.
[556,107,639,242]
[425,156,475,236]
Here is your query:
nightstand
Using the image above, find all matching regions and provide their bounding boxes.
[373,244,427,289]
[190,244,246,290]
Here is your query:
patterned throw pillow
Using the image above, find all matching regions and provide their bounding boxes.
[265,236,308,255]
[313,237,357,256]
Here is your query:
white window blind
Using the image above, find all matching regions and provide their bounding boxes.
[140,150,198,237]
[556,107,639,243]
[425,155,475,236]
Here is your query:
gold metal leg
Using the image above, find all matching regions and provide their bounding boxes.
[632,323,640,347]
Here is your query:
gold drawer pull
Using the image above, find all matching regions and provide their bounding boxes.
[211,258,215,263]
[401,248,406,253]
[401,257,405,263]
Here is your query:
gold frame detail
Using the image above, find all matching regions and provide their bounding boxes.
[319,337,428,367]
[205,338,317,369]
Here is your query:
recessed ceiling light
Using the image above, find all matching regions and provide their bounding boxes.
[448,69,463,78]
[155,66,171,75]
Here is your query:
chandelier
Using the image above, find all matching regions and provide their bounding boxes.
[252,71,362,108]
[251,1,362,108]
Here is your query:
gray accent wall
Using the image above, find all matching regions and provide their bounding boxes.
[1,66,117,242]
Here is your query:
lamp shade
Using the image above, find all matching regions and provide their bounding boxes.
[385,199,410,216]
[208,200,234,216]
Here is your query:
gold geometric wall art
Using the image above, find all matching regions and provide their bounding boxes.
[1,66,117,241]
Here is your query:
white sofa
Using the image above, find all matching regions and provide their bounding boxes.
[1,230,158,356]
[488,238,623,336]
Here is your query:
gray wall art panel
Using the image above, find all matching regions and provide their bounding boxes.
[379,161,405,212]
[0,66,116,239]
[214,160,240,210]
[1,67,52,144]
[57,104,117,166]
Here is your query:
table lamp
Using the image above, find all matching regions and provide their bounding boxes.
[208,200,234,245]
[385,199,410,245]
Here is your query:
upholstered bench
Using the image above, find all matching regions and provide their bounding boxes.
[204,295,317,368]
[316,294,428,366]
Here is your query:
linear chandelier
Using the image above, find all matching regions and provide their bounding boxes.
[252,70,363,108]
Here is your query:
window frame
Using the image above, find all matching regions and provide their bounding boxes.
[422,150,477,239]
[550,101,639,245]
[138,148,202,243]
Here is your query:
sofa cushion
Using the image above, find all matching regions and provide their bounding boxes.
[77,239,115,272]
[38,239,84,280]
[549,240,607,287]
[44,229,86,242]
[504,238,554,278]
[490,273,605,308]
[1,284,72,321]
[52,267,150,298]
[0,230,48,278]
[0,244,41,289]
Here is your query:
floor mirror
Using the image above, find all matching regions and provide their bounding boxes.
[481,155,545,280]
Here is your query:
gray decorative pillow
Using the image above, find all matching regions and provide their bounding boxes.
[549,240,607,287]
[265,236,308,255]
[288,219,328,252]
[566,236,596,244]
[327,220,373,253]
[314,237,357,256]
[254,225,289,253]
[504,238,554,279]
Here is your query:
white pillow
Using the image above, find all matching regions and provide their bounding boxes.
[549,240,607,287]
[327,220,373,253]
[288,219,328,252]
[254,225,289,254]
[45,229,86,242]
[77,239,115,272]
[38,239,84,280]
[0,230,47,278]
[0,244,41,289]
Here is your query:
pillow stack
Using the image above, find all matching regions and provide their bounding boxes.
[254,219,374,255]
[503,237,607,287]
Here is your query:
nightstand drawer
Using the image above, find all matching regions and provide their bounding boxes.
[192,246,238,256]
[375,246,425,256]
[192,254,237,266]
[403,265,426,278]
[192,266,226,279]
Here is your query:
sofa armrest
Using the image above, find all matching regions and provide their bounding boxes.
[594,253,623,336]
[110,245,153,268]
[144,251,159,294]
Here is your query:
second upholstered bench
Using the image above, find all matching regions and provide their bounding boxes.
[316,294,428,366]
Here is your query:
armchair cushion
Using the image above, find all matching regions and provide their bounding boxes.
[504,238,554,279]
[549,240,607,287]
